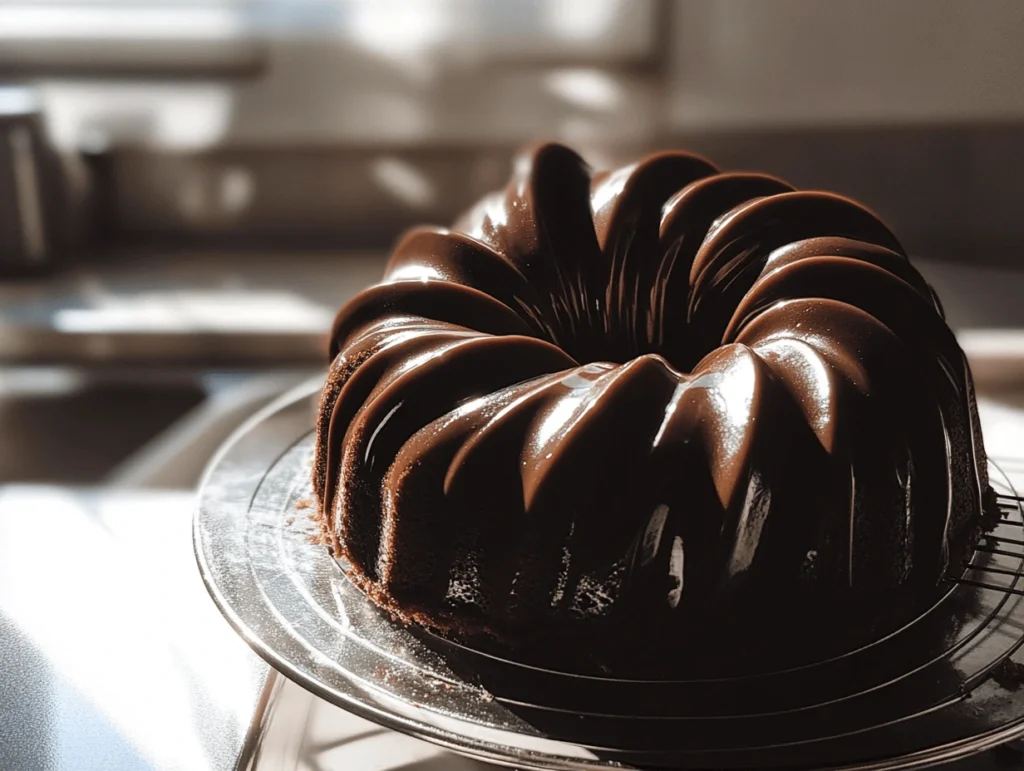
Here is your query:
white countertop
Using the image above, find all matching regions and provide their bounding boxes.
[0,487,271,771]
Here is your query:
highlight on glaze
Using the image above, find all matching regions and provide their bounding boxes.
[312,142,988,645]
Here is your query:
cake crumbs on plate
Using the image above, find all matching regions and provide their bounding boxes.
[992,658,1024,691]
[296,498,313,510]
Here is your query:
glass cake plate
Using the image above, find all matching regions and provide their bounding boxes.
[194,380,1024,770]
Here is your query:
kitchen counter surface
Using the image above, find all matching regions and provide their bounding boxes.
[0,486,272,771]
[0,250,385,365]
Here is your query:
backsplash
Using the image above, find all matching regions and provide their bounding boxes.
[84,123,1024,265]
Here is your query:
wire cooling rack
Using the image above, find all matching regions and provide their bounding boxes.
[195,380,1024,770]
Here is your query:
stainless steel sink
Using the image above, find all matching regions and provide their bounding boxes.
[0,366,316,487]
[0,367,205,483]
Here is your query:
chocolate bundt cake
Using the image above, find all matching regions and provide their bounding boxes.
[313,143,990,664]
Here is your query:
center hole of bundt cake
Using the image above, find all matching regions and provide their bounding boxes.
[557,314,708,375]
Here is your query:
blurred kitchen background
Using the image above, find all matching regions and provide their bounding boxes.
[5,1,1024,770]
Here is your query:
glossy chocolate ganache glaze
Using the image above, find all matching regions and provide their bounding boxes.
[314,143,992,668]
